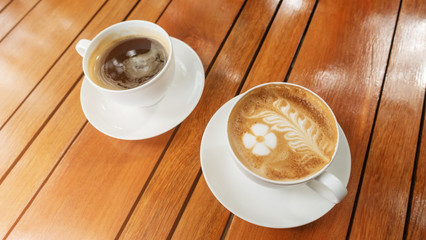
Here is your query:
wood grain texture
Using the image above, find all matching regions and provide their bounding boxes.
[0,0,423,238]
[6,126,173,240]
[0,0,105,126]
[407,111,426,239]
[171,177,231,240]
[241,0,317,92]
[0,0,143,237]
[0,0,39,40]
[127,0,171,21]
[170,0,280,238]
[154,0,245,69]
[225,0,401,238]
[172,0,316,238]
[350,0,426,238]
[7,0,244,239]
[0,0,106,176]
[0,80,85,238]
[117,0,260,238]
[0,0,140,180]
[0,0,11,12]
[3,0,169,239]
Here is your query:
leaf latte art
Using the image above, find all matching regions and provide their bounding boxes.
[228,84,338,182]
[248,99,333,162]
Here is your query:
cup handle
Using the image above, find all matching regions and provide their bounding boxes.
[75,39,91,56]
[306,171,347,204]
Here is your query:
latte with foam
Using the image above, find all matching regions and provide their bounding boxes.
[227,84,338,182]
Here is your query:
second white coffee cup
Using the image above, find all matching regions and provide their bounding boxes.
[225,82,348,204]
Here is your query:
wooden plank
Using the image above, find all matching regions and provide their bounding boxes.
[0,0,105,126]
[224,0,401,238]
[0,0,106,178]
[171,0,317,238]
[0,0,139,183]
[7,0,244,239]
[171,177,231,240]
[116,0,261,238]
[127,0,171,22]
[0,0,11,12]
[399,1,426,234]
[407,113,426,239]
[0,80,85,238]
[350,0,426,238]
[147,0,245,69]
[0,0,39,40]
[241,0,317,91]
[6,126,174,240]
[0,0,145,237]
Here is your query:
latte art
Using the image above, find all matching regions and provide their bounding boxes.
[247,99,334,161]
[243,123,277,156]
[228,84,338,182]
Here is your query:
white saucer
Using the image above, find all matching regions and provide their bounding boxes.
[80,38,205,140]
[200,97,351,228]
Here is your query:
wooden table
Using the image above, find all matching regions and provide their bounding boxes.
[0,0,425,239]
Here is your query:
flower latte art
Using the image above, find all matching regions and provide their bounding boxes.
[228,84,338,182]
[243,123,277,156]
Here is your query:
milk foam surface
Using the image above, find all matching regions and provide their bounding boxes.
[228,84,338,182]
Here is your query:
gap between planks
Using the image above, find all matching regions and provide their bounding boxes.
[345,0,404,238]
[403,87,426,239]
[115,0,247,239]
[1,0,157,237]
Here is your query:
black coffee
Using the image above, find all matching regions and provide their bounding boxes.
[98,37,167,89]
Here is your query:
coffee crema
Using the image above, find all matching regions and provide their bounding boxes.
[227,84,338,182]
[89,36,168,90]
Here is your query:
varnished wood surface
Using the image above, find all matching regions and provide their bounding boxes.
[0,0,424,239]
[350,0,426,238]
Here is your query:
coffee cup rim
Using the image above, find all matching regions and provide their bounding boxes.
[225,82,340,186]
[82,20,174,93]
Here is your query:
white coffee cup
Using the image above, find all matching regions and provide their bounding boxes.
[225,82,347,203]
[75,20,175,107]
